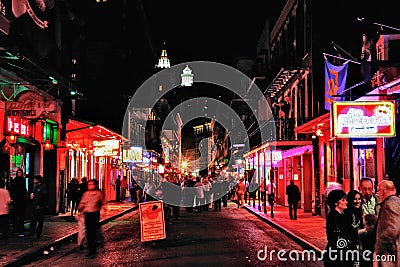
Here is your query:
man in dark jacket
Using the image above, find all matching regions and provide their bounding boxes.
[286,180,301,220]
[28,175,47,238]
[10,168,28,234]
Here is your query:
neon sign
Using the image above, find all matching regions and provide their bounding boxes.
[93,140,120,157]
[123,146,143,162]
[6,117,31,137]
[332,101,395,137]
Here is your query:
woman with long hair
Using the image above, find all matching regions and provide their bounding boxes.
[344,190,364,247]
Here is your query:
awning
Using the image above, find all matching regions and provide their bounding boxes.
[66,117,127,149]
[244,140,312,157]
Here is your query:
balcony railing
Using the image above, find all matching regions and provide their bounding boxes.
[259,117,312,142]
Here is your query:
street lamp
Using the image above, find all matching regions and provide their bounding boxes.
[43,138,54,150]
[6,135,17,145]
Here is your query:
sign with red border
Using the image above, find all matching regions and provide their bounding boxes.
[332,101,395,138]
[139,201,166,242]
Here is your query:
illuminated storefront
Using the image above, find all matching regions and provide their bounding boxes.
[244,140,312,210]
[65,118,126,203]
[1,90,62,214]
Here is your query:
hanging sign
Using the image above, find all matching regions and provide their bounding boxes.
[332,101,395,137]
[139,201,166,242]
[6,91,56,119]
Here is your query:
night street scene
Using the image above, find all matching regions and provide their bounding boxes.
[0,0,400,266]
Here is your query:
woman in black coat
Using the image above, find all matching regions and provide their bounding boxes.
[344,190,364,247]
[324,189,354,267]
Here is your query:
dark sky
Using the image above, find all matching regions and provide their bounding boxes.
[74,1,279,134]
[73,0,399,134]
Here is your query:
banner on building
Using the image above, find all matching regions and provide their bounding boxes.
[139,201,166,242]
[324,58,349,110]
[332,101,396,138]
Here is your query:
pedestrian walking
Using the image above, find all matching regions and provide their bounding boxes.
[0,178,11,239]
[359,178,379,215]
[286,180,300,220]
[182,176,192,212]
[77,179,105,257]
[221,177,230,207]
[248,178,258,207]
[115,175,121,202]
[120,176,128,201]
[28,175,47,239]
[267,178,276,216]
[324,189,354,267]
[212,177,223,212]
[259,178,266,211]
[373,180,400,267]
[235,178,246,208]
[10,168,28,234]
[67,177,79,216]
[78,177,88,204]
[202,176,212,211]
[194,177,205,212]
[143,177,157,202]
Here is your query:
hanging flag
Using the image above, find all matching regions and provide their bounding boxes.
[324,58,349,110]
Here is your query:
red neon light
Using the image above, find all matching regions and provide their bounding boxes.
[6,117,31,137]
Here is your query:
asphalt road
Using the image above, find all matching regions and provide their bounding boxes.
[22,204,324,267]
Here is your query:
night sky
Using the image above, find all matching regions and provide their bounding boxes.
[73,1,279,134]
[72,0,398,134]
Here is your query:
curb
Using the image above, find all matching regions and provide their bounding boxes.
[243,206,323,257]
[3,206,138,267]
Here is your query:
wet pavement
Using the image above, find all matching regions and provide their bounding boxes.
[0,199,327,266]
[0,201,137,267]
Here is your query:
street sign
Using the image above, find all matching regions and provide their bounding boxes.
[139,201,166,242]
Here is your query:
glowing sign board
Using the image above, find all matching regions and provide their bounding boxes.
[332,101,395,137]
[92,139,120,157]
[265,150,283,166]
[5,117,31,137]
[123,146,143,162]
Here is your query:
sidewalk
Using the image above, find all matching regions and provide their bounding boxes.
[243,201,327,255]
[0,201,137,267]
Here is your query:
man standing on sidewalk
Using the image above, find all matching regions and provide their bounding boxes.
[28,175,47,238]
[0,178,11,239]
[373,180,400,267]
[286,180,300,220]
[359,177,379,215]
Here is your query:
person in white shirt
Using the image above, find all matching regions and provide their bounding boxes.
[0,178,11,239]
[143,178,157,202]
[194,177,205,212]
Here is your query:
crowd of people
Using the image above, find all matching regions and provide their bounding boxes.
[128,174,236,222]
[0,169,48,239]
[324,178,400,267]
